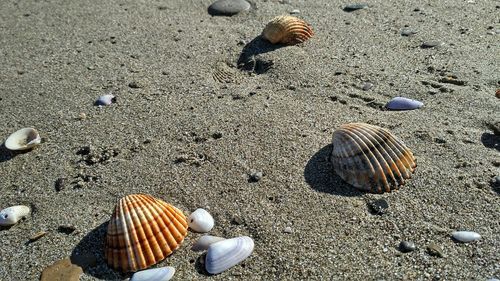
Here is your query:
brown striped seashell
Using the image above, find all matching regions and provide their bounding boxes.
[329,123,416,193]
[262,15,314,45]
[105,194,188,272]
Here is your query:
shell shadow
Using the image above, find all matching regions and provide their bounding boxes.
[237,36,284,74]
[194,253,210,276]
[71,221,123,280]
[304,144,363,197]
[0,144,19,162]
[481,132,499,151]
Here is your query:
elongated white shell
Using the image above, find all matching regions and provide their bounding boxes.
[188,208,214,233]
[130,266,175,281]
[205,236,254,274]
[4,128,41,151]
[452,231,481,243]
[0,205,31,226]
[385,97,423,110]
[192,235,226,251]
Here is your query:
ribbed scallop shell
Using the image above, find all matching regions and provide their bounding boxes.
[262,15,314,45]
[105,194,188,272]
[329,123,416,193]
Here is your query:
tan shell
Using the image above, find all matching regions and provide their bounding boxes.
[329,123,416,193]
[262,15,314,45]
[105,194,188,272]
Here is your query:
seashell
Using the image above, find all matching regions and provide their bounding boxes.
[95,94,116,106]
[105,194,188,272]
[262,15,314,45]
[385,97,423,110]
[188,208,214,233]
[329,123,416,193]
[130,266,175,281]
[192,235,226,251]
[0,205,31,226]
[452,231,481,243]
[205,236,254,274]
[4,128,41,151]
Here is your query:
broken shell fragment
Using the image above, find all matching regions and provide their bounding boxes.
[385,97,423,110]
[452,231,481,243]
[188,208,214,233]
[0,205,31,226]
[262,15,314,45]
[4,128,41,151]
[329,123,416,193]
[95,94,116,106]
[104,194,188,272]
[205,236,254,274]
[130,266,175,281]
[192,235,226,251]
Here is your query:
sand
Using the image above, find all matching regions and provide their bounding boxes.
[0,0,499,280]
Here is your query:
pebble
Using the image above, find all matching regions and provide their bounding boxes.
[248,169,263,182]
[58,225,77,234]
[231,215,244,225]
[40,258,82,281]
[401,29,417,36]
[426,242,444,258]
[208,0,250,16]
[362,82,374,91]
[55,178,67,192]
[421,41,444,48]
[128,81,143,88]
[452,231,481,243]
[343,3,368,12]
[398,241,416,253]
[290,9,300,15]
[367,199,389,215]
[283,226,293,233]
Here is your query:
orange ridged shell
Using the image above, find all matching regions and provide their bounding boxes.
[262,15,314,45]
[329,123,416,193]
[104,194,188,272]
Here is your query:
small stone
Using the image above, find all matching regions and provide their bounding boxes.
[58,225,76,235]
[367,199,389,215]
[283,226,293,233]
[290,9,300,15]
[212,132,223,139]
[426,242,444,258]
[40,258,83,281]
[231,215,244,225]
[55,178,67,192]
[343,3,368,12]
[421,41,444,48]
[128,81,143,88]
[398,241,416,253]
[362,82,374,91]
[287,84,297,90]
[208,0,251,16]
[401,29,417,36]
[248,169,263,183]
[78,113,86,120]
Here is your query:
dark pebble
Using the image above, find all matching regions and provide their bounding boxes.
[343,3,368,12]
[421,41,444,48]
[231,215,244,225]
[248,170,263,182]
[128,81,143,88]
[368,199,389,215]
[58,225,77,235]
[55,178,66,192]
[208,0,250,16]
[212,132,223,139]
[399,241,416,253]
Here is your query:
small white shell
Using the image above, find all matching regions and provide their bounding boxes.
[452,231,481,243]
[4,128,41,151]
[0,205,31,226]
[188,208,214,233]
[130,266,175,281]
[385,97,423,110]
[95,94,116,106]
[192,235,226,251]
[205,236,254,274]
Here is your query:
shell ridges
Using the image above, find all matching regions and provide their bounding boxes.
[262,15,314,45]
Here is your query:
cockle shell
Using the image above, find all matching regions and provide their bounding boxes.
[0,205,31,226]
[188,208,214,233]
[385,97,423,110]
[4,128,41,151]
[452,231,481,243]
[130,266,175,281]
[262,15,314,45]
[192,235,226,251]
[105,194,188,272]
[329,123,416,193]
[205,236,254,274]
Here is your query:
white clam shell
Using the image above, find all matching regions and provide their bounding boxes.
[130,266,175,281]
[0,205,31,226]
[4,128,41,151]
[205,236,254,274]
[188,208,214,233]
[452,231,481,243]
[95,94,116,106]
[192,235,226,252]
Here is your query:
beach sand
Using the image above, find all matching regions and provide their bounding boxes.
[0,0,499,280]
